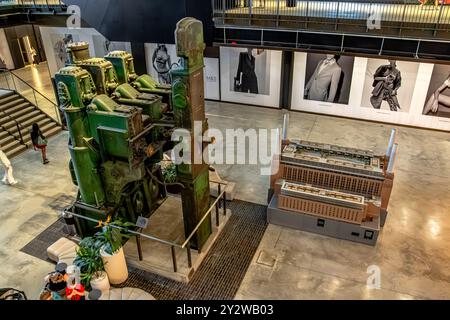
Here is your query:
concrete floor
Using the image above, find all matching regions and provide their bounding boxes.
[1,65,450,300]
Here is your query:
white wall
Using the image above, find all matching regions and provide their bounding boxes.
[0,29,15,70]
[39,26,131,77]
[204,57,220,100]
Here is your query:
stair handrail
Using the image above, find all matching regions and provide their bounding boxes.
[6,70,63,126]
[0,108,25,145]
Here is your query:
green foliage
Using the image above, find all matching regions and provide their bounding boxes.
[73,237,104,288]
[162,162,177,184]
[95,220,135,255]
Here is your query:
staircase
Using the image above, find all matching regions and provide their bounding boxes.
[0,91,62,158]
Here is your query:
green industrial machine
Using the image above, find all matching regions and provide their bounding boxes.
[171,18,212,250]
[56,17,213,252]
[105,50,172,108]
[56,65,169,237]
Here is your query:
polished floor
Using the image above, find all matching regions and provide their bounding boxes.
[1,66,450,300]
[0,63,60,123]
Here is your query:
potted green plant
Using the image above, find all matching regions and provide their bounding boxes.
[96,220,134,285]
[162,162,182,194]
[73,237,110,292]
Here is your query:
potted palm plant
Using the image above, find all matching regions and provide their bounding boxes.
[73,237,110,292]
[96,220,134,285]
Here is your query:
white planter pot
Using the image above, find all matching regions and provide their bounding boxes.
[90,271,110,293]
[100,246,128,285]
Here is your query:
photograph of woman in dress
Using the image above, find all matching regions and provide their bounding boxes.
[234,48,259,94]
[152,44,172,85]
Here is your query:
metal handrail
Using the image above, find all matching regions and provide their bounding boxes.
[0,0,64,9]
[63,180,230,272]
[213,0,450,39]
[0,108,25,144]
[1,70,62,125]
[10,70,58,107]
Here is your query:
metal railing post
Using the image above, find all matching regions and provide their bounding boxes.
[186,241,192,268]
[249,0,252,26]
[335,0,340,31]
[171,245,178,272]
[434,2,444,37]
[11,73,17,91]
[223,186,227,215]
[216,183,222,227]
[16,122,24,144]
[276,0,280,27]
[306,0,309,29]
[32,87,38,107]
[222,0,226,24]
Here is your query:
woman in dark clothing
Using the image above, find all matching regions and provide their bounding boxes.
[235,48,258,94]
[30,123,49,164]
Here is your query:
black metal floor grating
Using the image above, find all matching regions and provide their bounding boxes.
[20,200,268,300]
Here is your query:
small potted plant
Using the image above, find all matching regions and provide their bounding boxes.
[73,237,110,292]
[162,162,182,194]
[96,220,134,285]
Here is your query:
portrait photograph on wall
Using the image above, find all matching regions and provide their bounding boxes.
[50,33,79,70]
[229,47,271,96]
[304,53,355,105]
[361,58,419,113]
[220,46,281,108]
[145,43,181,85]
[92,35,132,58]
[422,64,450,118]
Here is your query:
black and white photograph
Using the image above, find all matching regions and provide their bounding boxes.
[361,58,419,113]
[92,35,132,57]
[229,47,270,95]
[145,43,181,85]
[50,33,79,70]
[304,53,355,104]
[422,64,450,119]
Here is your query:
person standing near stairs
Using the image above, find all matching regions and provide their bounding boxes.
[30,123,49,165]
[0,144,18,185]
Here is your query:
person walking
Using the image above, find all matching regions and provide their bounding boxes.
[30,123,49,164]
[0,145,18,185]
[30,47,38,66]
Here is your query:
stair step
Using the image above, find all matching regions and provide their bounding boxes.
[2,138,21,154]
[3,113,48,131]
[1,108,39,127]
[0,130,10,140]
[1,102,33,117]
[0,97,26,112]
[0,93,19,106]
[5,144,28,159]
[0,134,16,147]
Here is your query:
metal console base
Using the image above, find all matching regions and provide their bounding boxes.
[267,196,381,246]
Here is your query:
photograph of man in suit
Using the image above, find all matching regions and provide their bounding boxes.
[370,60,402,111]
[235,48,259,94]
[304,54,342,103]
